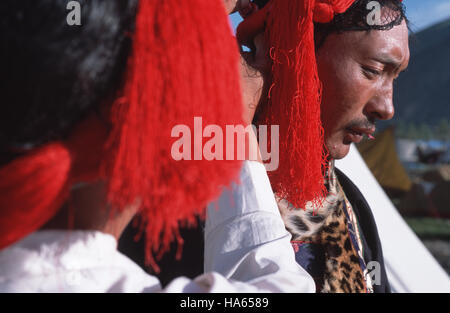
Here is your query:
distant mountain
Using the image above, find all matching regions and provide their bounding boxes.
[392,18,450,126]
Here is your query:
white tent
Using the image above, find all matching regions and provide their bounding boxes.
[336,145,450,293]
[396,139,419,163]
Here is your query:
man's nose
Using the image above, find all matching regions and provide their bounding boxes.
[364,82,395,121]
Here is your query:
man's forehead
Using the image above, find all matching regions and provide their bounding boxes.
[356,20,410,67]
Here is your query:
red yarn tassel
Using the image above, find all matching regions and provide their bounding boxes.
[0,144,72,249]
[241,0,360,210]
[0,115,109,250]
[259,0,329,209]
[104,0,244,272]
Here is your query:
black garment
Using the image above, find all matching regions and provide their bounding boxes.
[335,167,391,293]
[118,217,205,287]
[119,169,391,292]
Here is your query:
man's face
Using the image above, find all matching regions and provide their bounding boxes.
[316,19,410,160]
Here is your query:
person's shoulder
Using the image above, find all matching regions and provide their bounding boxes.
[334,167,371,215]
[0,230,162,293]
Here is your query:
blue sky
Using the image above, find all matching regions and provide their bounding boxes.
[230,0,450,32]
[405,0,450,31]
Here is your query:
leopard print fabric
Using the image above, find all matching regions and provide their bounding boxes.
[278,163,369,293]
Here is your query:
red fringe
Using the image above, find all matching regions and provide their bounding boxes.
[0,143,72,249]
[103,0,244,272]
[256,0,328,210]
[251,0,357,210]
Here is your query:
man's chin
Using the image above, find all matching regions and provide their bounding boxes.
[326,142,351,160]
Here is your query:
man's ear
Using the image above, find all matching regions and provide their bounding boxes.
[223,0,239,15]
[224,0,253,15]
[236,3,269,49]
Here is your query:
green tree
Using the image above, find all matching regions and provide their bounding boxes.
[436,118,450,141]
[418,123,433,140]
[406,123,420,140]
[395,120,408,138]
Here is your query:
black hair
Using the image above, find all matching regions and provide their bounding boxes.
[0,0,138,163]
[253,0,407,48]
[314,0,407,48]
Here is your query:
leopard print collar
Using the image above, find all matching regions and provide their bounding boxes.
[278,162,371,293]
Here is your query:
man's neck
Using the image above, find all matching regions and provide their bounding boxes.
[42,181,138,241]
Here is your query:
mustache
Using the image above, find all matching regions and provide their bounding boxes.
[345,118,376,130]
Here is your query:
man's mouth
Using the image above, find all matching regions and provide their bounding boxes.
[344,127,376,144]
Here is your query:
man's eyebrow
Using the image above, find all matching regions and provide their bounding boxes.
[371,54,405,71]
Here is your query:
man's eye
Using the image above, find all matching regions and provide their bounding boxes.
[362,66,381,78]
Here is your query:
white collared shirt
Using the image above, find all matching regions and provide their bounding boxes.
[0,161,315,293]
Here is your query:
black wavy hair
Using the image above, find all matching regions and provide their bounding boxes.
[314,0,407,48]
[253,0,407,48]
[0,0,138,164]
